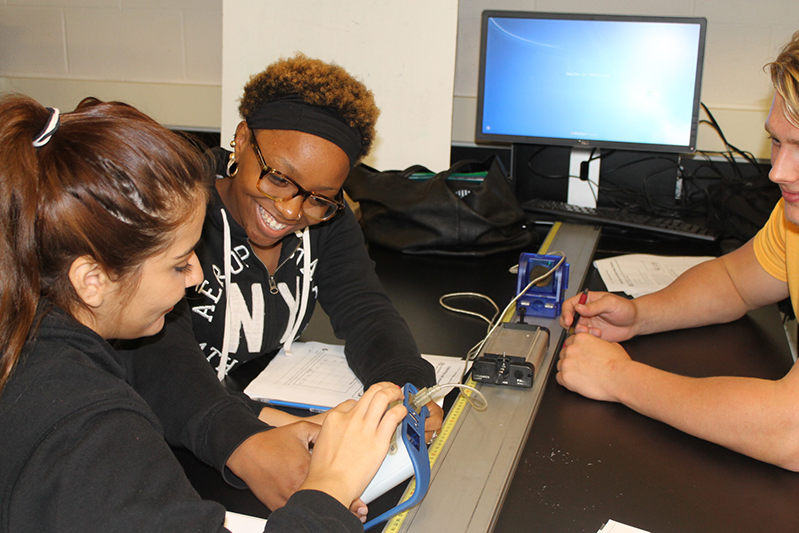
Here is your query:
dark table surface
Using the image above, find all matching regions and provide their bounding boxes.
[178,228,799,532]
[494,263,799,533]
[176,243,526,525]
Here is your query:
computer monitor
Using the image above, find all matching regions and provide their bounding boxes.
[476,11,707,207]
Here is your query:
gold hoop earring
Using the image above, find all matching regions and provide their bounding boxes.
[226,136,239,177]
[226,152,238,178]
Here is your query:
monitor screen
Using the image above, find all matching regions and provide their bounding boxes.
[476,11,707,153]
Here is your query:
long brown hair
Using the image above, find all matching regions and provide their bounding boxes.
[0,95,211,393]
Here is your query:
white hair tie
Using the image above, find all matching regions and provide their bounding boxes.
[32,107,60,148]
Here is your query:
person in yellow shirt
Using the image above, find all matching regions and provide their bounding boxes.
[558,30,799,471]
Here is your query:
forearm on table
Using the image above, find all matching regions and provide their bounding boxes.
[258,406,326,427]
[613,360,799,470]
[631,257,753,336]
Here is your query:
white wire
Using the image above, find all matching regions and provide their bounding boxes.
[412,382,488,412]
[445,383,488,411]
[438,251,567,381]
[438,292,499,326]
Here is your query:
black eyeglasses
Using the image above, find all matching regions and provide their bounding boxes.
[249,135,345,221]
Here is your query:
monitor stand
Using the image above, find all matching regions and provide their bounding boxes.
[567,147,600,208]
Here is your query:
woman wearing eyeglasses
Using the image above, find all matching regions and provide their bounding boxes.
[0,94,411,533]
[201,54,440,401]
[118,54,444,516]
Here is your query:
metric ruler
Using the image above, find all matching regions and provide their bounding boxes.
[382,222,562,532]
[381,378,475,533]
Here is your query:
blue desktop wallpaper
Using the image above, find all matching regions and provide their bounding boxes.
[481,17,703,148]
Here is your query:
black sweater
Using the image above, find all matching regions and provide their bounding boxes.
[188,150,436,390]
[0,308,362,532]
[111,155,435,473]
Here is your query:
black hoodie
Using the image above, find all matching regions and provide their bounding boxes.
[0,308,362,532]
[187,148,435,390]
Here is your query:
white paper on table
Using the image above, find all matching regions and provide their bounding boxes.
[593,254,714,298]
[597,519,651,533]
[224,511,266,533]
[244,341,463,411]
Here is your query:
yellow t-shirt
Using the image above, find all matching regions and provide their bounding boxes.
[753,198,799,317]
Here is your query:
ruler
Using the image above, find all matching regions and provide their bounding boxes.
[381,223,562,532]
[381,377,475,533]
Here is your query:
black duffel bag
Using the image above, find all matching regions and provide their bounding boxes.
[344,156,535,256]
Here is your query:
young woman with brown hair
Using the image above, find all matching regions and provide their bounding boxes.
[0,94,406,532]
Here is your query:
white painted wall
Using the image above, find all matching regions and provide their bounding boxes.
[2,0,798,160]
[0,0,222,130]
[221,0,458,171]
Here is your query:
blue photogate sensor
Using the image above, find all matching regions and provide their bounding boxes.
[362,383,431,530]
[516,252,569,319]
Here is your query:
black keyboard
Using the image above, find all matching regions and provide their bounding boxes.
[522,198,719,241]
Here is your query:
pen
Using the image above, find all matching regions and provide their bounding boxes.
[568,288,589,336]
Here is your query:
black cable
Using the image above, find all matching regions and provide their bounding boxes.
[699,103,767,181]
[525,146,571,180]
[519,102,768,228]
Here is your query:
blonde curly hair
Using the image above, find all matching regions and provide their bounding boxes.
[239,53,379,162]
[767,31,799,128]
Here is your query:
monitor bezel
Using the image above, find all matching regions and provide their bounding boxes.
[475,10,708,154]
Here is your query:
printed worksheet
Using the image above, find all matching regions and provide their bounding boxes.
[594,254,714,298]
[244,341,462,411]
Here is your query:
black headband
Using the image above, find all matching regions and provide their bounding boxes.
[246,98,362,167]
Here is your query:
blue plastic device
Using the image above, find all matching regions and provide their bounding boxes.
[516,252,570,319]
[363,383,431,530]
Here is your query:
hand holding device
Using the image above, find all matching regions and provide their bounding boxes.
[567,289,589,336]
[361,383,432,530]
[297,383,407,512]
[559,290,639,343]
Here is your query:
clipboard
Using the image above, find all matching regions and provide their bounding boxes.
[243,342,463,411]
